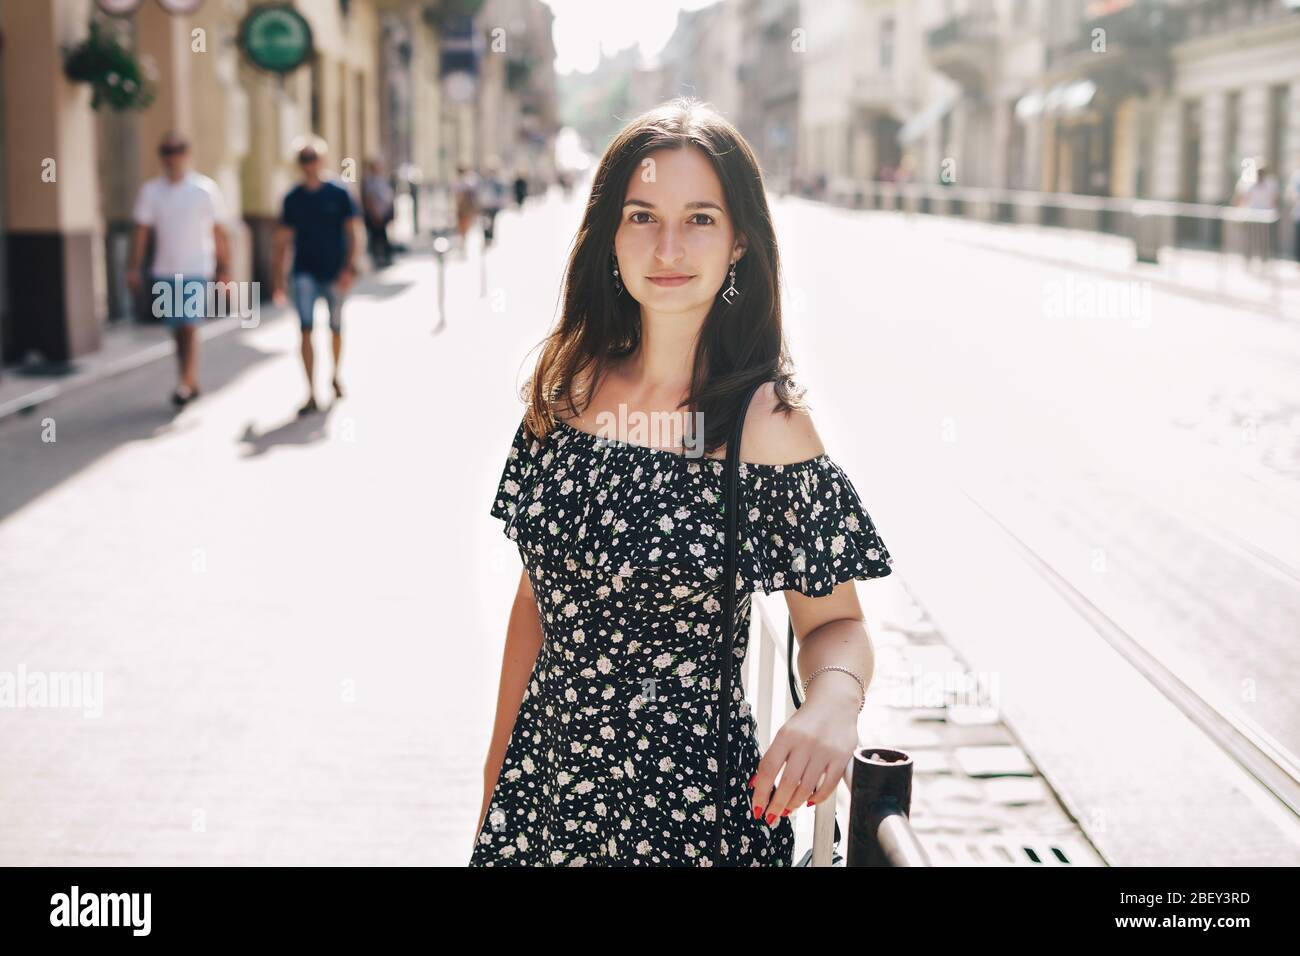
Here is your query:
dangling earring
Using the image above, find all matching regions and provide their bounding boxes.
[612,253,623,296]
[721,259,738,305]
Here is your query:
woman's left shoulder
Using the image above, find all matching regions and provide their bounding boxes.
[740,381,826,466]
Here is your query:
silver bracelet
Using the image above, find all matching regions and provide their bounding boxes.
[801,665,866,713]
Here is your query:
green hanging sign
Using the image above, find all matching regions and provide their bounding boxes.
[238,3,313,75]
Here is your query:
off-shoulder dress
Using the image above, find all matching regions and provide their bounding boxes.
[470,416,894,866]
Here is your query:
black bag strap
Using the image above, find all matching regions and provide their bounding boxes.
[712,377,765,866]
[712,378,840,866]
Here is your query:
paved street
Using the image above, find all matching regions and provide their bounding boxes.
[2,186,1299,864]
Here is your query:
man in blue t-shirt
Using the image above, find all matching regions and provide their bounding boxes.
[272,137,360,417]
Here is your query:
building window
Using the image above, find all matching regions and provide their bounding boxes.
[356,71,366,162]
[1136,106,1151,198]
[1180,98,1201,204]
[1224,90,1240,201]
[1268,83,1289,184]
[880,17,895,70]
[310,53,322,136]
[339,61,349,160]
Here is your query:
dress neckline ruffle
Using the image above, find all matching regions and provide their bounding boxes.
[493,416,894,595]
[551,418,831,474]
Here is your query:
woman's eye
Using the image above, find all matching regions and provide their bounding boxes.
[627,212,715,225]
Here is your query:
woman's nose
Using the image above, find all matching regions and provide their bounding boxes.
[654,224,685,264]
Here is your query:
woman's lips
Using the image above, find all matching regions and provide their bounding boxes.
[647,275,694,287]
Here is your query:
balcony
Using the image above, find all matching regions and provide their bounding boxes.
[1046,0,1184,74]
[854,72,917,119]
[925,14,999,91]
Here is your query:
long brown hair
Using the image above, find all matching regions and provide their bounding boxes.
[521,96,806,455]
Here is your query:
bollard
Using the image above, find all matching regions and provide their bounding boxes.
[1131,201,1161,264]
[432,231,450,334]
[846,747,931,867]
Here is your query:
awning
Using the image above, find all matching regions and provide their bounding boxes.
[1015,89,1045,121]
[1016,79,1097,121]
[897,90,960,145]
[1058,78,1098,114]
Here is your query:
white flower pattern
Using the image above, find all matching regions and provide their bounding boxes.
[471,417,893,867]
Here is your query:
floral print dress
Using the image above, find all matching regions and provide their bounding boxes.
[470,416,894,866]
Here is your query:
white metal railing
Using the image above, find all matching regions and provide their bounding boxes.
[833,177,1282,224]
[811,176,1293,311]
[745,593,845,867]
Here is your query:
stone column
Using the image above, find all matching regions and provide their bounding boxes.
[188,0,252,285]
[1,0,106,368]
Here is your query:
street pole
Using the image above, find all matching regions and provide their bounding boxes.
[433,235,449,334]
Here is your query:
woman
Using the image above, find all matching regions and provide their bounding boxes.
[472,98,894,866]
[451,164,478,256]
[476,157,508,247]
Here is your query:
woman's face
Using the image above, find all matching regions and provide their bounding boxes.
[614,146,744,313]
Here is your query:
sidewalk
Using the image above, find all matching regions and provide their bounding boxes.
[0,234,445,423]
[0,312,254,421]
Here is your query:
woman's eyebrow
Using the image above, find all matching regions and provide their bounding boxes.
[623,199,723,212]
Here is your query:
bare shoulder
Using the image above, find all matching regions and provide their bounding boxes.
[739,381,826,465]
[554,362,596,428]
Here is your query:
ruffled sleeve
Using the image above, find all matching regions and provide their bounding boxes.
[489,416,540,531]
[737,455,894,596]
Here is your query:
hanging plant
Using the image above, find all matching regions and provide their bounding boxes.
[62,19,156,111]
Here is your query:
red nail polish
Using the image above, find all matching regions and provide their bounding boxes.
[753,805,764,819]
[781,809,790,817]
[805,800,814,807]
[765,812,776,825]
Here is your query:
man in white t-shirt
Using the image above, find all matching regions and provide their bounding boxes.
[128,131,230,407]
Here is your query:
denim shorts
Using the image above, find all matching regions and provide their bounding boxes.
[151,275,211,329]
[291,272,344,332]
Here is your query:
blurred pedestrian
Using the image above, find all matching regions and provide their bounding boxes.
[451,164,479,258]
[361,158,395,268]
[513,167,529,208]
[127,130,230,408]
[271,137,360,417]
[477,158,508,247]
[1233,160,1279,266]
